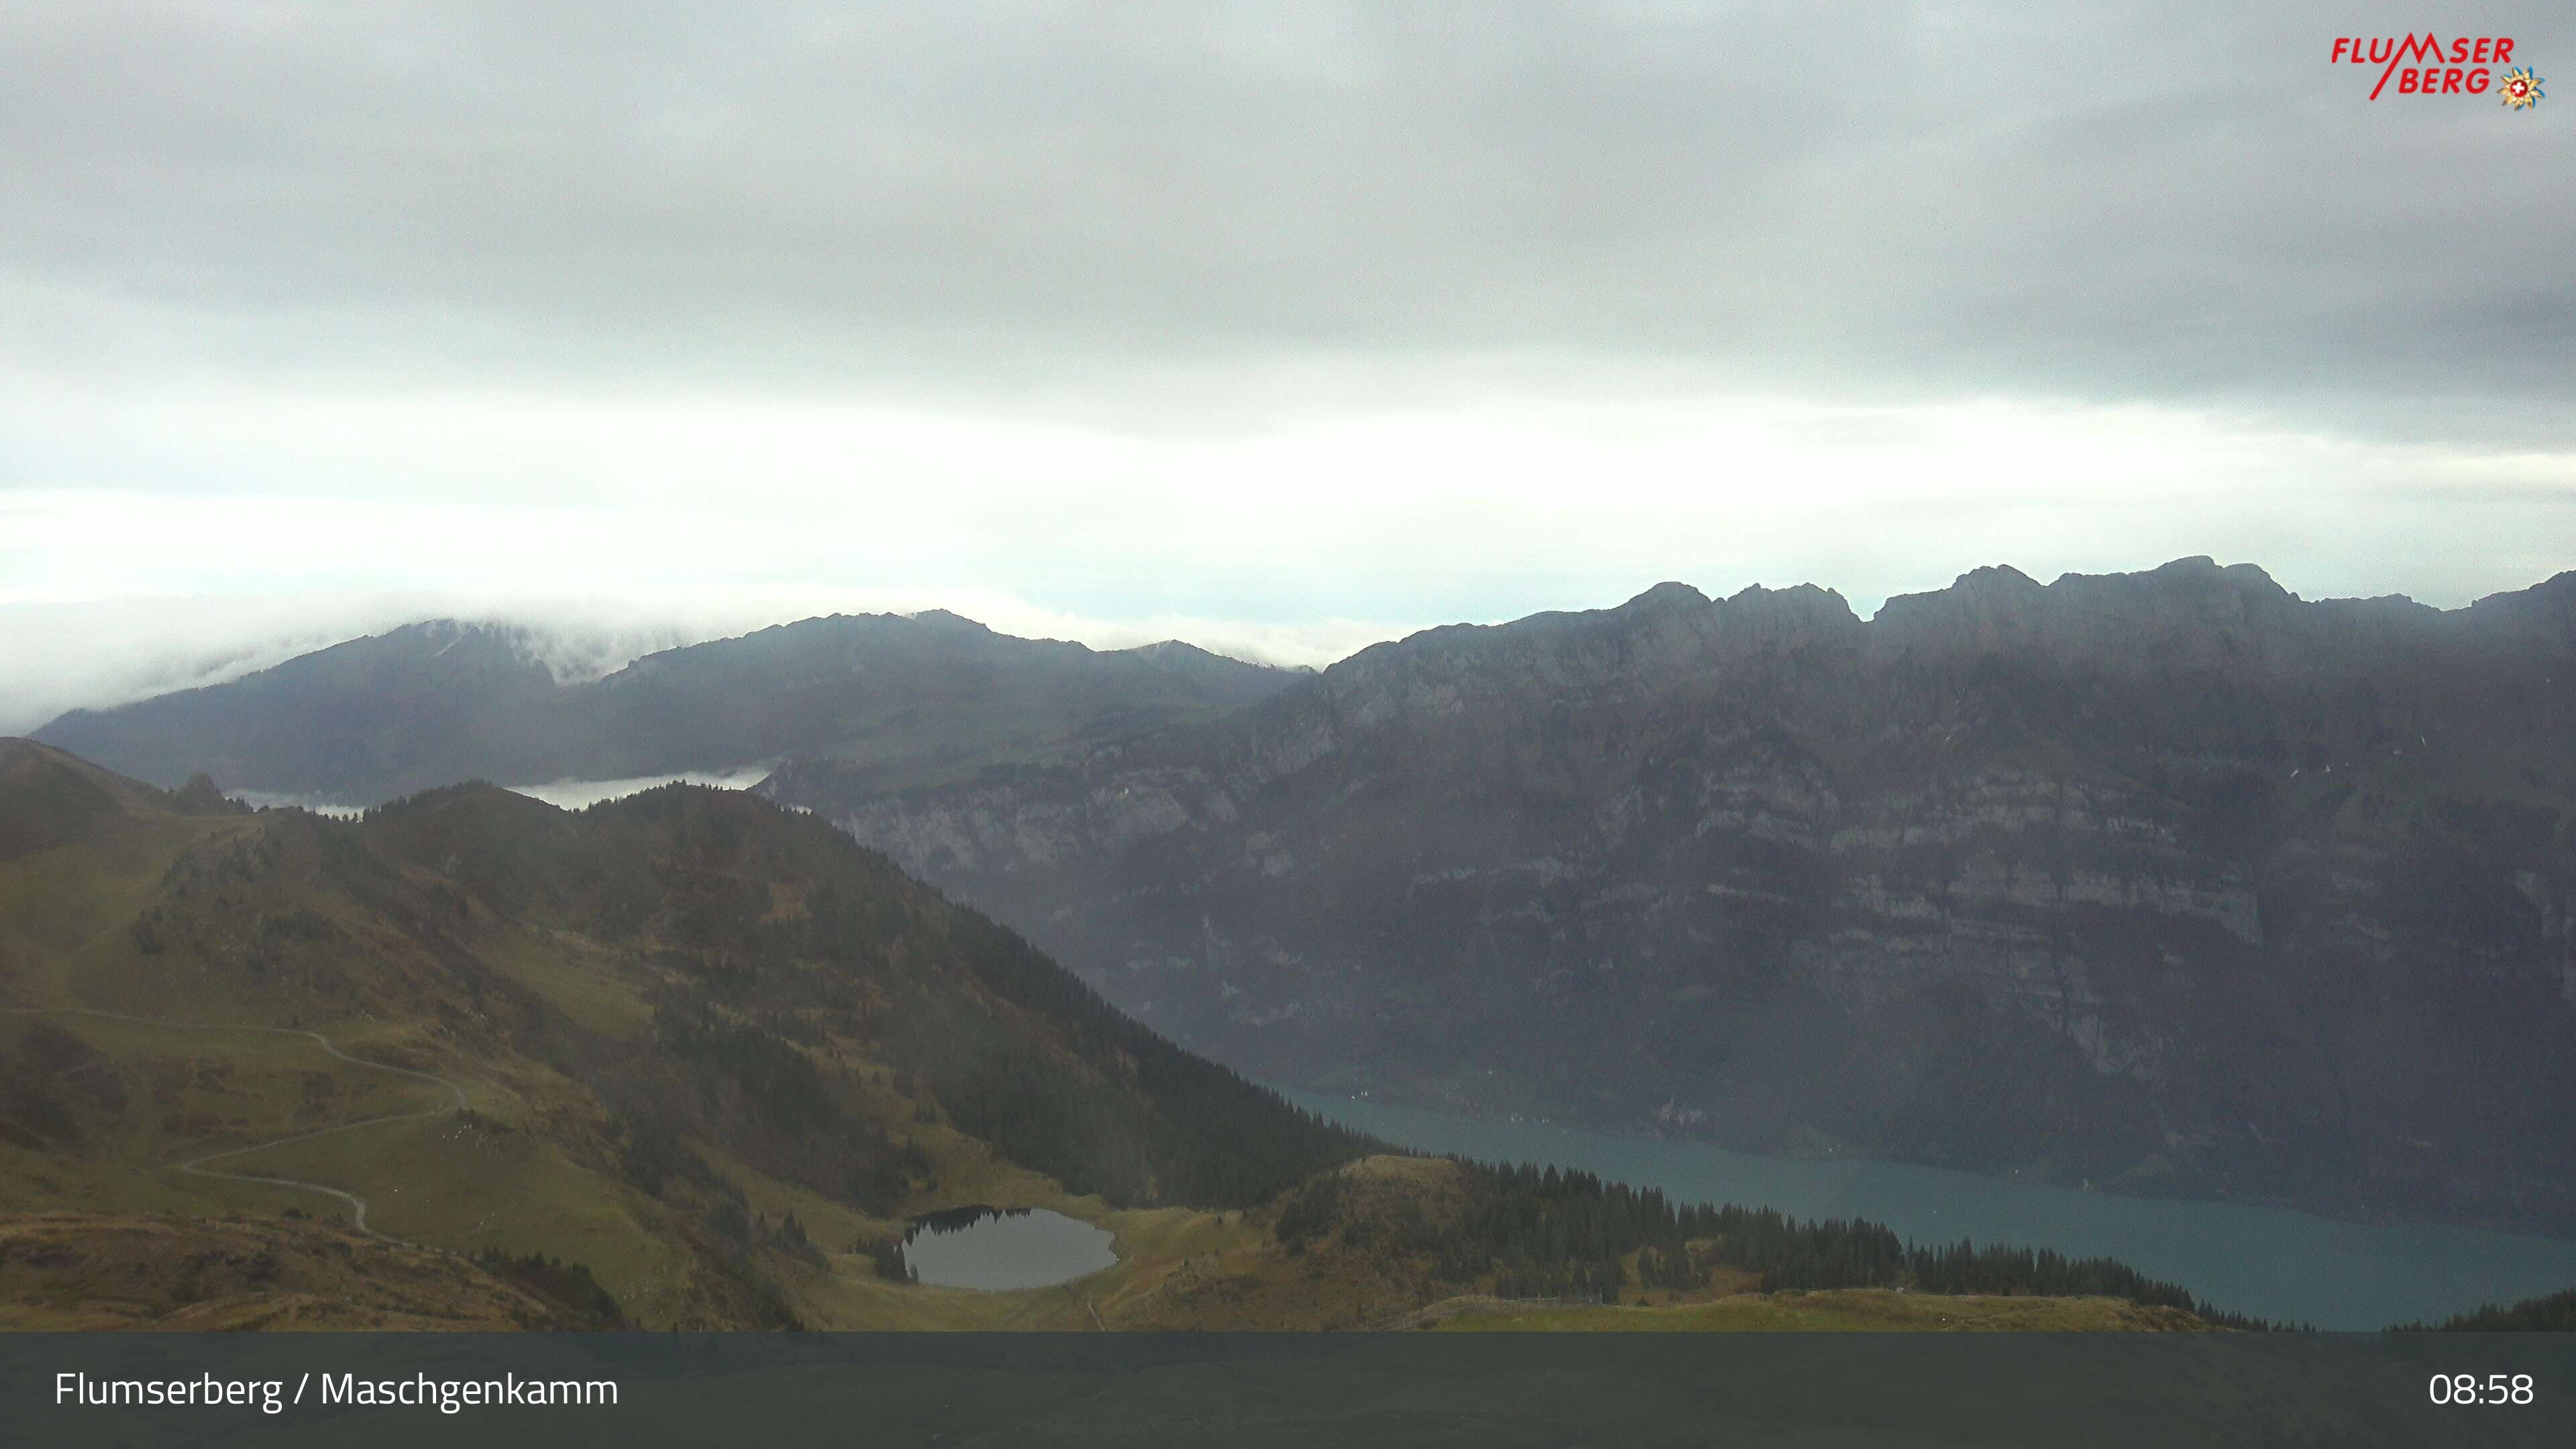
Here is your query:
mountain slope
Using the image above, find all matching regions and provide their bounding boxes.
[766,559,2576,1234]
[0,1214,620,1330]
[0,737,1368,1328]
[0,739,2277,1332]
[32,612,1297,804]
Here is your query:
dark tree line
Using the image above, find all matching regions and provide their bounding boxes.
[859,1237,917,1283]
[2400,1287,2576,1331]
[1276,1159,2275,1326]
[471,1248,628,1328]
[642,999,931,1214]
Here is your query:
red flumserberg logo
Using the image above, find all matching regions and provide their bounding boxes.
[2330,34,2543,106]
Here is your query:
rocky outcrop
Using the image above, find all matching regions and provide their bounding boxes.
[766,560,2576,1234]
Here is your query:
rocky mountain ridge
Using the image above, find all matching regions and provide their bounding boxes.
[765,559,2576,1234]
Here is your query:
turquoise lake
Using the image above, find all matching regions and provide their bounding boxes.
[1282,1090,2576,1330]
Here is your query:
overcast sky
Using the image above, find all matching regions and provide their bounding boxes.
[3,1,2570,732]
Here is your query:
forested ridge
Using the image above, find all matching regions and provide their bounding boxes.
[1277,1160,2278,1327]
[2403,1287,2576,1332]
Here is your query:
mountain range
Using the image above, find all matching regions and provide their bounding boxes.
[23,557,2576,1241]
[763,559,2576,1235]
[32,611,1297,804]
[0,738,2248,1331]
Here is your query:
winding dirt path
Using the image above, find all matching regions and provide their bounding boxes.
[1,1006,468,1238]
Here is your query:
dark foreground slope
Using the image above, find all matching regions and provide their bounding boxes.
[34,611,1295,803]
[769,559,2576,1234]
[0,1213,621,1330]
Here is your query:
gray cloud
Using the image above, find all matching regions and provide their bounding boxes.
[3,3,2569,731]
[2,1,2569,438]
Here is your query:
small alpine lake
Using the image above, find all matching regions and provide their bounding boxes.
[898,1206,1119,1291]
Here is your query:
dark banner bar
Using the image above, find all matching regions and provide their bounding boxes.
[5,1332,2573,1447]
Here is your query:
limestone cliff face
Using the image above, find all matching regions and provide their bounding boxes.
[764,560,2576,1232]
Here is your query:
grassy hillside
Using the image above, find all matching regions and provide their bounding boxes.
[0,739,2271,1333]
[0,1213,616,1330]
[0,738,1370,1328]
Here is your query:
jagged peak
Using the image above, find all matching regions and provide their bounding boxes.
[735,609,969,639]
[2184,559,2287,592]
[2043,556,2290,598]
[1882,558,2294,616]
[1722,582,1860,621]
[1863,557,2332,669]
[748,607,1000,637]
[1620,581,1711,612]
[1873,565,2041,620]
[1951,564,2043,593]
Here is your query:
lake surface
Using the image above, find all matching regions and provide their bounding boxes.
[1283,1089,2576,1330]
[898,1207,1119,1291]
